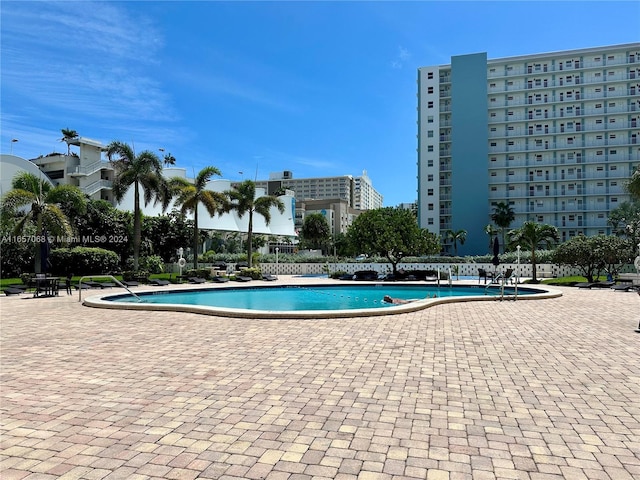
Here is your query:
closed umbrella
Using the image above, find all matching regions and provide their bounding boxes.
[491,236,500,275]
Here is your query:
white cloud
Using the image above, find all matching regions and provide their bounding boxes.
[1,2,173,131]
[391,46,411,69]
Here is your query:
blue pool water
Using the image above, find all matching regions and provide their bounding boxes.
[109,284,532,312]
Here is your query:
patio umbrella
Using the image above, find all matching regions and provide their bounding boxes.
[491,236,500,273]
[40,229,51,274]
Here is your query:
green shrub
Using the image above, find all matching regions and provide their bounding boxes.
[50,247,120,276]
[139,255,164,274]
[122,270,150,282]
[239,267,262,280]
[184,268,211,280]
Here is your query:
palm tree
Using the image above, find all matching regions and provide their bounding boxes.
[491,202,515,252]
[627,165,640,201]
[170,166,227,270]
[223,180,284,268]
[0,172,86,273]
[162,153,176,166]
[484,224,499,253]
[106,141,169,271]
[59,128,79,155]
[445,229,467,256]
[508,221,559,283]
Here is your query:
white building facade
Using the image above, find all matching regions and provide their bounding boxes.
[256,170,384,211]
[418,43,640,254]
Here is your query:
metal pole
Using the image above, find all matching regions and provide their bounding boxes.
[515,245,520,300]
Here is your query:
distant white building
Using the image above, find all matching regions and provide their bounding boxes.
[30,137,115,202]
[1,138,297,239]
[255,170,384,211]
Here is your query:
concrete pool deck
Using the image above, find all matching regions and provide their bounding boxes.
[1,276,639,480]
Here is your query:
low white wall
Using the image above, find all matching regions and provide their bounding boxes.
[165,262,638,279]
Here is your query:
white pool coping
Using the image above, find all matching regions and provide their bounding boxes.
[82,281,563,319]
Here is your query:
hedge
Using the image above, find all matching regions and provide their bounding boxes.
[50,247,120,276]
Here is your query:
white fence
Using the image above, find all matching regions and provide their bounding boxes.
[165,262,635,279]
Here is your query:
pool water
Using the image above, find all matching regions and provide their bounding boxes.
[111,284,528,311]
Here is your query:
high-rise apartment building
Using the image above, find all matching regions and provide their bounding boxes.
[418,43,640,255]
[256,170,384,211]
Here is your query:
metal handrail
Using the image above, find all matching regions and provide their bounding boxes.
[77,275,141,302]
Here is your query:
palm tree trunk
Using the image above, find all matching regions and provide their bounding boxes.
[34,212,43,274]
[133,181,141,271]
[247,211,253,268]
[193,206,199,270]
[531,250,537,283]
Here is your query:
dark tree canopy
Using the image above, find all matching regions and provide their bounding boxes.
[346,207,440,274]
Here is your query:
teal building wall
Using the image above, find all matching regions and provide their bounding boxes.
[450,53,489,255]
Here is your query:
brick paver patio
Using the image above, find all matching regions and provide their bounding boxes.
[1,278,639,480]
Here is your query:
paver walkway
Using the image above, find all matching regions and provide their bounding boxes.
[1,279,639,480]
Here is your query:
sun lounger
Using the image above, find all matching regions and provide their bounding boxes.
[122,280,139,287]
[3,287,23,296]
[211,276,229,283]
[149,279,170,286]
[262,274,277,281]
[234,276,252,282]
[188,277,206,284]
[612,283,636,292]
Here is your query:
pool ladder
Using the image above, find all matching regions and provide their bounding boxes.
[77,275,141,302]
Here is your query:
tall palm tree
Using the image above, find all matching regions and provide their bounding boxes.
[445,229,467,256]
[106,141,169,271]
[162,153,176,166]
[491,201,515,253]
[627,165,640,201]
[0,172,86,273]
[223,180,284,268]
[59,128,79,155]
[170,166,226,270]
[508,221,559,283]
[484,224,499,253]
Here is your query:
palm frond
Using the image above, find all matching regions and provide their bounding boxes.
[1,189,38,213]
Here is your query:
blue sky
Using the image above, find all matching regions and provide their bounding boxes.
[2,1,639,206]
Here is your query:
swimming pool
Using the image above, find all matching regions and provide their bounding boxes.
[84,283,561,319]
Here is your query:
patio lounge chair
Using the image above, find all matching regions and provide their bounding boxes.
[478,268,494,284]
[211,276,230,283]
[149,279,170,286]
[262,274,277,281]
[234,276,252,282]
[612,283,636,292]
[3,287,24,296]
[188,277,207,284]
[122,280,139,287]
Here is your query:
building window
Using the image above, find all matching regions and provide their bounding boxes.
[428,174,434,181]
[428,160,434,167]
[427,72,434,79]
[427,115,434,123]
[428,218,434,225]
[428,130,434,138]
[428,101,434,108]
[491,186,497,191]
[428,145,434,152]
[427,189,434,196]
[428,86,434,94]
[428,203,434,211]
